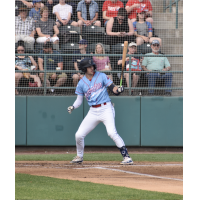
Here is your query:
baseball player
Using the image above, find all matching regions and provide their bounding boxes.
[68,58,133,165]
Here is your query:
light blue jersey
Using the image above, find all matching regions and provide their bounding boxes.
[75,72,113,106]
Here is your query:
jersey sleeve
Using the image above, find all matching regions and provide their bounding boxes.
[164,57,170,67]
[77,2,82,12]
[75,80,84,96]
[142,56,148,66]
[146,21,152,32]
[102,72,113,87]
[102,1,108,11]
[126,0,133,7]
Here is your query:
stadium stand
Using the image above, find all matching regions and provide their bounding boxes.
[15,0,183,96]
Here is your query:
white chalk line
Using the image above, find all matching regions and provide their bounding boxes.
[74,167,183,181]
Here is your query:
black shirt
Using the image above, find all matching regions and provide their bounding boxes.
[86,3,90,20]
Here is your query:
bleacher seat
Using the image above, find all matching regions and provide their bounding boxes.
[35,43,59,53]
[59,25,81,34]
[82,26,105,44]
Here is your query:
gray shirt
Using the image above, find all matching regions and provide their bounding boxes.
[36,18,56,37]
[136,22,149,36]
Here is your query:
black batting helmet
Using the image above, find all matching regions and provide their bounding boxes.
[79,58,96,73]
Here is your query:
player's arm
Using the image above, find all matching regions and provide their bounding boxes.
[108,83,124,96]
[68,95,84,114]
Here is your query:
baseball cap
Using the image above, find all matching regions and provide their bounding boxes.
[151,40,160,45]
[136,7,146,14]
[33,0,42,4]
[78,39,88,45]
[43,41,53,49]
[129,42,137,47]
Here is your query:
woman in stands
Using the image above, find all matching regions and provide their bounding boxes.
[106,8,135,45]
[118,42,141,95]
[15,44,41,94]
[133,8,162,46]
[93,43,113,81]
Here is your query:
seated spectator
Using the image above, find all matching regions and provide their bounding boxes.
[15,44,41,94]
[15,6,35,49]
[141,40,172,96]
[126,0,153,24]
[133,8,162,46]
[72,39,92,86]
[102,0,124,27]
[29,0,42,22]
[36,6,59,44]
[93,43,113,81]
[77,0,101,27]
[38,42,67,93]
[118,42,141,95]
[53,0,79,27]
[106,8,135,45]
[15,0,44,11]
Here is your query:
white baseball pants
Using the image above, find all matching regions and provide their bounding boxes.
[36,36,59,43]
[15,35,35,44]
[75,102,125,158]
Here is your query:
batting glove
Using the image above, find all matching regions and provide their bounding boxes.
[117,86,124,93]
[68,106,74,114]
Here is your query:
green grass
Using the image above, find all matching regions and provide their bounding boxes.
[16,173,183,200]
[15,153,183,162]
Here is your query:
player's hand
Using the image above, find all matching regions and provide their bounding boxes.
[117,86,124,93]
[68,106,74,114]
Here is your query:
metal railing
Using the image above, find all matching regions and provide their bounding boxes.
[163,0,181,29]
[15,53,183,96]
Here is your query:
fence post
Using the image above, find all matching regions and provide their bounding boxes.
[170,0,172,13]
[176,0,178,29]
[163,0,166,13]
[129,54,131,95]
[44,55,47,95]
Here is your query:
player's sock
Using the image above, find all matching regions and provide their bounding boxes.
[119,146,130,158]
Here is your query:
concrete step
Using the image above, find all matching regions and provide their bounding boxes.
[172,90,183,96]
[161,38,183,45]
[153,21,183,29]
[167,57,183,64]
[171,64,183,70]
[154,29,183,38]
[161,47,183,54]
[153,13,183,22]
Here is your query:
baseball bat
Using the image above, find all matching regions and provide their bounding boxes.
[120,41,128,86]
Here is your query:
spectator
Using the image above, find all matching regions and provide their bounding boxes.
[126,0,153,24]
[15,44,41,94]
[93,43,113,81]
[15,0,44,11]
[133,8,162,46]
[77,0,101,27]
[53,0,78,27]
[36,6,59,44]
[72,39,92,86]
[118,42,141,95]
[102,0,124,27]
[29,0,42,22]
[141,40,172,96]
[15,6,35,49]
[38,42,67,93]
[106,8,135,45]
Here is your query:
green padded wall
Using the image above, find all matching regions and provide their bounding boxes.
[26,96,83,146]
[15,96,27,146]
[83,97,141,146]
[141,96,183,146]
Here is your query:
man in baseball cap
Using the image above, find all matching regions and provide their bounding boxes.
[72,39,92,86]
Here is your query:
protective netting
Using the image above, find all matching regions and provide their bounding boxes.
[15,0,183,96]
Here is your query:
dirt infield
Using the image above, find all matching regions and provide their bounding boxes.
[15,160,183,195]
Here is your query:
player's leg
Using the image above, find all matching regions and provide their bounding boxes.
[100,103,133,165]
[71,109,100,163]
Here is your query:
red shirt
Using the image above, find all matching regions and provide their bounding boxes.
[126,0,152,19]
[102,0,124,22]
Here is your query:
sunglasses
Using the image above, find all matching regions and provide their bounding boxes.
[152,44,159,47]
[17,50,24,52]
[117,18,124,21]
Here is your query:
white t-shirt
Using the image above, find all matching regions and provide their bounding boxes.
[53,4,72,21]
